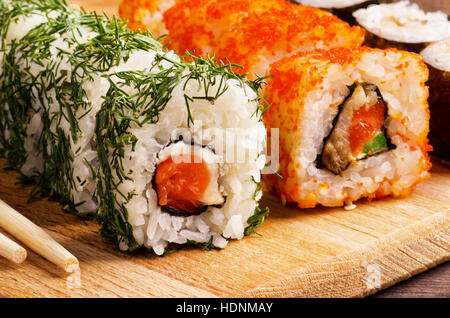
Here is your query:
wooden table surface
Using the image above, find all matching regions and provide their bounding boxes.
[373,261,449,297]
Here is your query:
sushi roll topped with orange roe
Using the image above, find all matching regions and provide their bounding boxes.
[119,0,365,78]
[263,47,431,208]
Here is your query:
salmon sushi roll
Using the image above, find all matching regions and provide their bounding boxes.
[263,47,432,208]
[0,0,267,254]
[119,0,365,78]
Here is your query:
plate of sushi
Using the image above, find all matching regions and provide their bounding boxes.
[0,0,448,297]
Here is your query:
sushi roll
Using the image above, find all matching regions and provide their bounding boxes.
[119,0,365,79]
[0,0,267,254]
[353,1,450,53]
[421,38,450,163]
[263,47,432,208]
[293,0,391,26]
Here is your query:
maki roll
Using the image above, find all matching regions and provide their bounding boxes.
[263,47,432,208]
[0,0,267,254]
[119,0,365,79]
[353,1,450,53]
[421,38,450,162]
[293,0,390,25]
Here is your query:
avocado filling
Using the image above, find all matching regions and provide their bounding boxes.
[320,82,389,175]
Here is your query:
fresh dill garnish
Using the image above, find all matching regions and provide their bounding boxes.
[265,162,283,179]
[245,206,269,236]
[248,74,272,120]
[186,236,221,251]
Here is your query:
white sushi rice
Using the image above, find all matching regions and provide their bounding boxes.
[296,0,368,9]
[292,49,429,207]
[421,37,450,72]
[353,1,450,43]
[117,71,266,254]
[1,5,266,255]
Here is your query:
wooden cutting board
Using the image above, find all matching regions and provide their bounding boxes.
[0,158,448,298]
[0,0,449,298]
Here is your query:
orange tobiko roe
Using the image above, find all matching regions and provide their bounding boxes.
[155,154,210,213]
[119,0,365,78]
[164,0,364,77]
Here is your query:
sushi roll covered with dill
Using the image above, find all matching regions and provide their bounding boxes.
[294,0,391,25]
[119,0,365,79]
[262,47,432,208]
[421,38,450,163]
[0,0,268,255]
[353,1,450,53]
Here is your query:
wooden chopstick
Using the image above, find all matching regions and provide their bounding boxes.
[0,231,27,264]
[0,199,79,273]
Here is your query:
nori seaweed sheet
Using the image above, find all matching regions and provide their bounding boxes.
[363,29,428,53]
[330,0,391,26]
[289,1,392,26]
[427,64,450,162]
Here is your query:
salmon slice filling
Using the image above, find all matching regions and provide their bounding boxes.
[155,142,224,215]
[320,82,389,174]
[156,154,210,213]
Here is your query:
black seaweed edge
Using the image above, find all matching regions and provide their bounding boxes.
[426,63,450,161]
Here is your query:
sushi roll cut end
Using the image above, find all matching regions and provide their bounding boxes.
[421,38,450,162]
[321,82,389,175]
[421,38,450,73]
[263,47,431,208]
[353,1,450,51]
